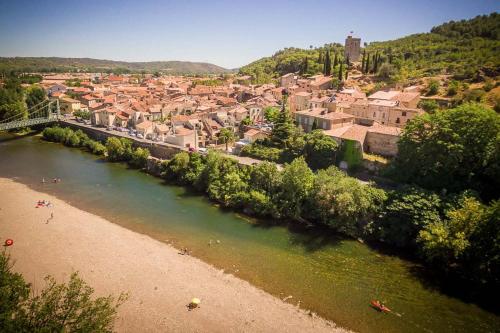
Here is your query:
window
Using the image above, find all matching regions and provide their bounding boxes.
[396,118,400,124]
[373,112,376,117]
[402,111,407,116]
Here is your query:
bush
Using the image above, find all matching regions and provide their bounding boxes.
[85,140,106,155]
[463,89,486,103]
[105,137,133,162]
[241,142,283,162]
[129,147,150,169]
[426,79,440,96]
[418,99,439,113]
[446,80,460,96]
[43,126,106,156]
[483,80,495,92]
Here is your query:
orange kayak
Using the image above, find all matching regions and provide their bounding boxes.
[371,300,391,313]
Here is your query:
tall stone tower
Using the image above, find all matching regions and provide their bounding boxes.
[344,34,361,62]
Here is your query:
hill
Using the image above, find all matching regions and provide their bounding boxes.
[239,13,500,83]
[0,57,231,75]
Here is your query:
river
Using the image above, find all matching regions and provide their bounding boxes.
[0,133,498,333]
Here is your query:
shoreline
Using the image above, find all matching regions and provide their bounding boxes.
[0,178,348,332]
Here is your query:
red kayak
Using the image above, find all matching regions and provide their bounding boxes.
[371,300,391,313]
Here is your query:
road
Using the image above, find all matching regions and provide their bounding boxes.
[59,117,276,168]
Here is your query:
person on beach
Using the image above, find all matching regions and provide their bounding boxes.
[46,212,54,224]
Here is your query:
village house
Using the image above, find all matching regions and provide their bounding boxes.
[135,120,154,138]
[59,97,81,115]
[295,108,355,132]
[243,128,269,143]
[164,127,196,148]
[310,76,332,91]
[324,123,401,157]
[279,73,296,88]
[289,91,312,113]
[91,107,118,127]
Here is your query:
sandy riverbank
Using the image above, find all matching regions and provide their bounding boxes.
[0,178,348,332]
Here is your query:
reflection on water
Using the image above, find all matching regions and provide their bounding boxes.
[1,134,498,333]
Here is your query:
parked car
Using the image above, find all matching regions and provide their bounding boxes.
[137,133,144,139]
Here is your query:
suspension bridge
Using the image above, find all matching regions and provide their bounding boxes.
[0,99,60,131]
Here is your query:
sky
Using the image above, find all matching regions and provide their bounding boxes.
[0,0,498,68]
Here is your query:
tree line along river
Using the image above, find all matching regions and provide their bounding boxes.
[0,133,498,333]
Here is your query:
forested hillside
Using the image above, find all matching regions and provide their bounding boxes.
[240,13,500,83]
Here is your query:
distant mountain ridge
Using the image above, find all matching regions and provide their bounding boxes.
[0,57,231,75]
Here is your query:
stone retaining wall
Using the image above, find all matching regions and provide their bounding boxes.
[60,121,182,159]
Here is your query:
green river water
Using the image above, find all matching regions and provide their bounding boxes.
[0,134,498,333]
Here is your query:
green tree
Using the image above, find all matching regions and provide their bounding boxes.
[278,157,314,219]
[301,57,308,75]
[393,103,500,199]
[338,62,343,82]
[303,130,338,170]
[0,252,126,332]
[263,106,280,123]
[323,50,331,76]
[418,99,439,113]
[418,195,485,264]
[447,80,460,96]
[129,147,150,168]
[426,79,440,96]
[25,86,47,110]
[377,63,396,80]
[309,166,387,235]
[249,161,282,195]
[219,127,236,151]
[373,186,442,248]
[364,53,370,74]
[271,99,296,147]
[105,137,133,162]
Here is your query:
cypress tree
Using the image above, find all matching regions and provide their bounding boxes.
[361,50,366,73]
[324,50,331,76]
[318,52,323,64]
[302,57,308,75]
[346,55,350,66]
[311,118,318,130]
[338,62,343,81]
[374,51,379,73]
[333,53,338,68]
[345,68,348,81]
[365,53,370,74]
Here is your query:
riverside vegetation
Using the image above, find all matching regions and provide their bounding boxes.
[0,251,126,332]
[41,98,499,305]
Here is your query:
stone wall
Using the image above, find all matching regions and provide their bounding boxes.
[60,121,182,159]
[365,132,398,157]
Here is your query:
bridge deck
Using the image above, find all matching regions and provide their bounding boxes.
[0,116,58,131]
